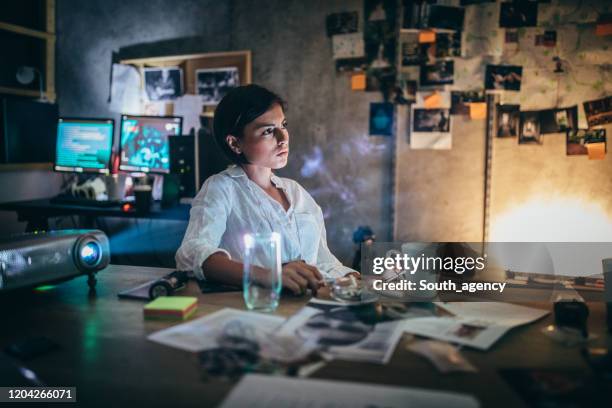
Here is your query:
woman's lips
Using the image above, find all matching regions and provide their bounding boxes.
[276,149,289,156]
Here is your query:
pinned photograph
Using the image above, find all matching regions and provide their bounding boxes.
[392,75,417,105]
[413,108,450,133]
[402,0,427,29]
[425,5,465,31]
[364,0,397,69]
[332,33,365,60]
[400,31,420,66]
[326,11,359,37]
[535,31,556,47]
[420,60,454,86]
[366,67,396,100]
[451,90,485,115]
[519,111,542,144]
[567,129,606,156]
[583,96,612,127]
[196,67,240,105]
[539,106,577,134]
[369,102,394,136]
[411,107,452,150]
[419,32,461,63]
[144,67,182,101]
[485,65,522,91]
[496,105,520,138]
[499,1,538,28]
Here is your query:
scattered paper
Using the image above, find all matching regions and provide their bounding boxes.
[402,302,549,350]
[587,142,606,160]
[351,73,366,90]
[148,308,285,352]
[277,304,405,364]
[219,374,480,408]
[469,102,487,120]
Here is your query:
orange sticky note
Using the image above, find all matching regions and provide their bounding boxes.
[469,102,487,120]
[596,23,612,36]
[424,92,441,108]
[586,142,606,160]
[351,73,366,90]
[419,30,436,43]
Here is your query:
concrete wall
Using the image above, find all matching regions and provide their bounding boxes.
[49,0,393,265]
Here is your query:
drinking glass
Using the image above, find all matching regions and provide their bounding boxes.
[243,232,282,312]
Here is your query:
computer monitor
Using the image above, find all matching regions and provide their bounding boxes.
[54,118,114,174]
[119,115,183,174]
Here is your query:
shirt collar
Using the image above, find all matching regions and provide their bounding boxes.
[226,165,286,190]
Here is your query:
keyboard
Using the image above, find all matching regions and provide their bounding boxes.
[50,195,122,207]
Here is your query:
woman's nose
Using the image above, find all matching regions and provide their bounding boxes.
[274,128,288,144]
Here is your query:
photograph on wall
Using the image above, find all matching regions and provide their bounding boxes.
[196,67,240,106]
[451,90,485,115]
[411,107,451,149]
[369,102,394,136]
[420,60,454,86]
[400,31,420,66]
[364,0,397,70]
[519,111,542,144]
[367,67,397,102]
[326,11,359,37]
[583,96,612,127]
[499,1,538,28]
[424,5,465,31]
[566,129,607,156]
[336,57,369,73]
[401,0,427,29]
[332,33,365,60]
[539,106,578,134]
[535,30,557,47]
[144,67,183,101]
[485,65,522,91]
[496,104,520,138]
[419,32,461,64]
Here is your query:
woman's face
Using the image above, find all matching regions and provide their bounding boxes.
[228,103,289,169]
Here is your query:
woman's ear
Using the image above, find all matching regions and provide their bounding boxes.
[225,135,242,154]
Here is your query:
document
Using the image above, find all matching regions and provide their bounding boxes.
[277,304,405,364]
[219,374,480,408]
[402,302,549,350]
[147,308,285,352]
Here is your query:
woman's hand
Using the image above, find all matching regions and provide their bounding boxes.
[282,261,323,296]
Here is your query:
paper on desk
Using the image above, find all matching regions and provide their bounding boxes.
[277,304,405,364]
[147,308,285,352]
[402,303,549,350]
[219,374,480,408]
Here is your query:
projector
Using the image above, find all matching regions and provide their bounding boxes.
[0,229,110,292]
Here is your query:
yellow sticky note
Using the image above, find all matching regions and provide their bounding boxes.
[351,73,366,90]
[586,142,606,160]
[424,92,441,108]
[469,102,487,120]
[419,30,436,43]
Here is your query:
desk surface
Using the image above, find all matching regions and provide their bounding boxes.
[0,265,609,407]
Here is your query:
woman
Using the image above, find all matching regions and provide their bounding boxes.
[176,84,357,295]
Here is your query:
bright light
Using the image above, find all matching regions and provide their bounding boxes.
[491,197,612,242]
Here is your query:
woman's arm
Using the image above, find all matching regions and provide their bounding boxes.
[203,253,323,295]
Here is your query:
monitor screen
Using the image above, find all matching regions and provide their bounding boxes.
[119,115,182,174]
[54,118,114,174]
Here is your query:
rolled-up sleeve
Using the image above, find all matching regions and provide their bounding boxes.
[175,176,232,280]
[314,205,358,279]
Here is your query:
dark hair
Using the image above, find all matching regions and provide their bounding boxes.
[213,84,286,164]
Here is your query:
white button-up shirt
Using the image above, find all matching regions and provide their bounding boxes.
[176,165,355,280]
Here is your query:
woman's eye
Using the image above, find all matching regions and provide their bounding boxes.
[262,128,274,136]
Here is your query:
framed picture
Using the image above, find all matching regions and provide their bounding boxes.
[144,67,183,101]
[196,67,240,106]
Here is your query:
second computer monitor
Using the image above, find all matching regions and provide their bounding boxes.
[54,118,114,174]
[119,115,183,174]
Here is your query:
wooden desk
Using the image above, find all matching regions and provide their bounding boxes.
[0,265,609,407]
